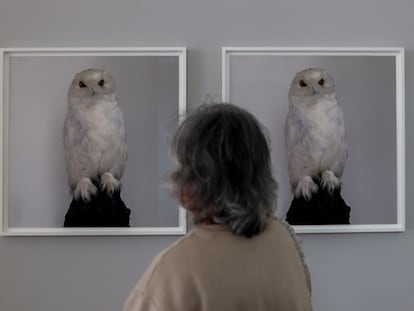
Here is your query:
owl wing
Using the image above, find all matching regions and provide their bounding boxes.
[96,107,128,179]
[285,108,307,156]
[324,104,347,177]
[63,113,99,190]
[284,108,316,187]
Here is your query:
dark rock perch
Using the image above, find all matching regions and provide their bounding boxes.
[64,187,130,227]
[286,179,351,225]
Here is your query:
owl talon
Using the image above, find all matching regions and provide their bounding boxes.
[100,172,121,196]
[295,176,318,201]
[321,170,341,193]
[73,178,98,202]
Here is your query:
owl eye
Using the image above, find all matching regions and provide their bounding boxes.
[299,80,307,87]
[79,81,86,88]
[318,79,325,86]
[98,79,105,87]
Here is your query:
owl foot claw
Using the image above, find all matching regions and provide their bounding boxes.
[74,178,98,202]
[295,176,318,201]
[321,170,341,193]
[100,172,121,196]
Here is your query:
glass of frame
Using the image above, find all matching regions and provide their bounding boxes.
[0,47,187,236]
[222,47,405,233]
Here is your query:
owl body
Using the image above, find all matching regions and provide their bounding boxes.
[285,68,347,200]
[64,69,127,201]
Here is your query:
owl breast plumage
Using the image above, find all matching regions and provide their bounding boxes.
[64,68,127,202]
[285,68,347,200]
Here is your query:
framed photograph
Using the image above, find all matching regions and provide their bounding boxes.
[222,47,405,233]
[0,47,187,235]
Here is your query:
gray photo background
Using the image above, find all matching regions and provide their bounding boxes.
[7,55,180,228]
[229,55,397,224]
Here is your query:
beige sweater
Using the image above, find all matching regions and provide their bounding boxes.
[123,218,312,311]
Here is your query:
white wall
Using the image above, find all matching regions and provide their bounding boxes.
[0,0,413,310]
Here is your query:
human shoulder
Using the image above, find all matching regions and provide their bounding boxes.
[270,217,312,295]
[123,231,200,311]
[134,230,199,289]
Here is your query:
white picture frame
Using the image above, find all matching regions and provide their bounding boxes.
[0,47,187,236]
[222,46,405,234]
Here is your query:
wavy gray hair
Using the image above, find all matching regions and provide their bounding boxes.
[170,103,277,237]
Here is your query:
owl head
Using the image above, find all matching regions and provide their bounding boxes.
[289,68,335,98]
[68,68,116,98]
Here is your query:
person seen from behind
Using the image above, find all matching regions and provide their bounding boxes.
[123,103,313,311]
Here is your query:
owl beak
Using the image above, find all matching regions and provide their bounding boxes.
[90,88,96,96]
[311,86,317,95]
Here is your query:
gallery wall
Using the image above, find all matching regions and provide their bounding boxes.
[0,0,413,310]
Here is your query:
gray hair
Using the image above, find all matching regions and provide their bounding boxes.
[169,103,278,237]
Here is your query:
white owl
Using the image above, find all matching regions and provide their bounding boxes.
[285,68,347,200]
[64,68,127,202]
